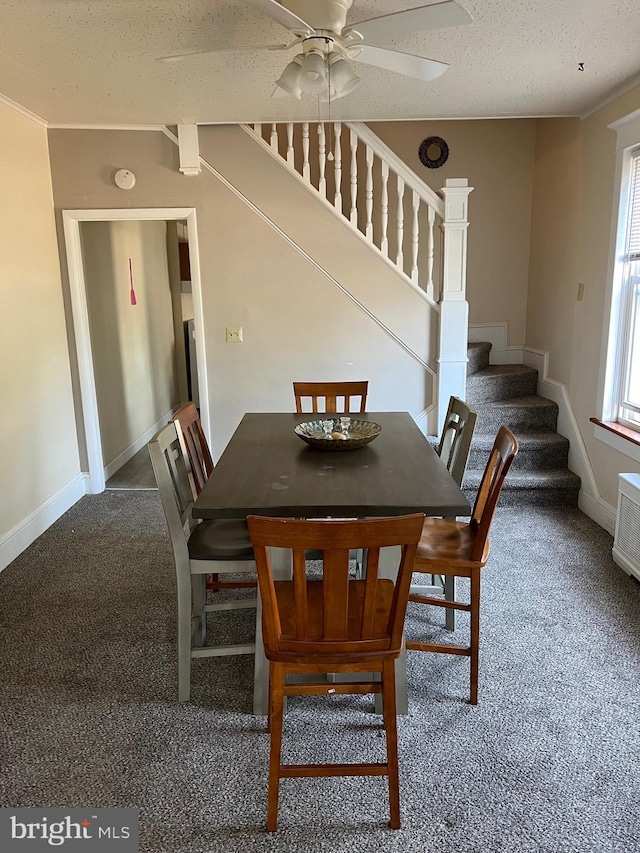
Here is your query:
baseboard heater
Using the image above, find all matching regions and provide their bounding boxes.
[613,473,640,581]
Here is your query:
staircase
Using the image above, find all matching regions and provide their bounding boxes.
[464,342,581,507]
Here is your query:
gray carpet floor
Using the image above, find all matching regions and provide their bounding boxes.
[1,492,639,853]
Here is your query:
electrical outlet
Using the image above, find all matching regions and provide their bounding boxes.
[225,326,243,343]
[577,282,585,301]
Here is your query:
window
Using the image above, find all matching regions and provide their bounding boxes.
[615,147,640,430]
[598,108,640,460]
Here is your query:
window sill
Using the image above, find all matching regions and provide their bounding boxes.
[590,417,640,463]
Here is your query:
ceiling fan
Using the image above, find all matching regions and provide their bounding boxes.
[159,0,473,101]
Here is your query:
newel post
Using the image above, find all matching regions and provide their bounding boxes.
[437,178,473,433]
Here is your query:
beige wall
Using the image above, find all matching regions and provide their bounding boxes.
[526,118,583,386]
[369,119,537,346]
[527,88,640,506]
[0,102,80,539]
[81,220,179,466]
[32,102,640,526]
[48,127,438,458]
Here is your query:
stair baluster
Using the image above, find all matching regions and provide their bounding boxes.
[333,122,342,211]
[396,175,405,271]
[350,129,358,226]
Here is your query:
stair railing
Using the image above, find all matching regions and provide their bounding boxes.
[242,120,472,430]
[244,121,457,302]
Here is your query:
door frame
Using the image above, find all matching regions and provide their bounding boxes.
[62,207,207,493]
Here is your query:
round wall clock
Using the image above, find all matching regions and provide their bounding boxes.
[418,136,449,169]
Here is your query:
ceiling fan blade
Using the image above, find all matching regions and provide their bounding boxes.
[344,1,472,41]
[157,43,292,63]
[350,45,449,82]
[245,0,314,35]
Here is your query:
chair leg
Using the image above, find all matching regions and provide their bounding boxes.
[177,577,192,703]
[381,658,401,830]
[266,663,285,833]
[469,568,480,705]
[444,575,456,631]
[192,575,207,647]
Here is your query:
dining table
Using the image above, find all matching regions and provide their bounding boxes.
[192,411,471,715]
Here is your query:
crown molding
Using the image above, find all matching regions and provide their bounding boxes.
[47,123,167,131]
[0,91,47,126]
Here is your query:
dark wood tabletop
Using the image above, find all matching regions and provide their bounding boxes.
[193,412,470,520]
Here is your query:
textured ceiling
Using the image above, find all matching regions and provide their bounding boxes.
[1,0,639,126]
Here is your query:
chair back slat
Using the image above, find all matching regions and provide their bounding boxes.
[470,425,519,561]
[148,422,194,565]
[437,396,478,487]
[291,548,309,641]
[173,402,214,496]
[248,515,424,657]
[293,381,368,414]
[322,549,351,640]
[361,546,380,638]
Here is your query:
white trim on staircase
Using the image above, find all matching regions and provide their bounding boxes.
[577,492,616,535]
[239,123,439,310]
[468,323,523,363]
[0,474,87,572]
[521,346,616,532]
[469,325,615,532]
[347,122,445,217]
[162,127,436,377]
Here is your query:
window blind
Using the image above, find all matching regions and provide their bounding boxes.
[627,148,640,260]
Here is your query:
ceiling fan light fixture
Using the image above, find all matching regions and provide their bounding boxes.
[275,55,304,99]
[299,50,328,94]
[327,55,361,99]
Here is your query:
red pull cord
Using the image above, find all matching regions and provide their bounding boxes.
[129,257,137,306]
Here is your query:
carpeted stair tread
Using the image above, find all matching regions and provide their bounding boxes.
[468,431,570,471]
[467,341,491,375]
[464,468,581,507]
[466,340,579,507]
[465,467,581,490]
[467,364,538,402]
[473,395,559,433]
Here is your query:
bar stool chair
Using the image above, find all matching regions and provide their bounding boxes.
[406,425,518,704]
[293,380,368,414]
[411,396,478,629]
[173,402,257,595]
[149,421,257,703]
[173,401,213,496]
[247,513,424,832]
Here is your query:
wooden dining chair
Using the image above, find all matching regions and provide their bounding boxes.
[411,396,478,630]
[173,402,257,595]
[247,513,425,832]
[148,421,257,703]
[406,425,518,704]
[293,380,368,414]
[436,396,478,489]
[173,401,213,496]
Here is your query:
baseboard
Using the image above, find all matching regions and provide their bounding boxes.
[103,407,175,481]
[578,491,616,535]
[0,473,87,573]
[468,322,524,364]
[521,346,613,530]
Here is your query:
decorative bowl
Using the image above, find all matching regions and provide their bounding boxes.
[294,418,382,451]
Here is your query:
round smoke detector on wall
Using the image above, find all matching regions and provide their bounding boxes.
[114,169,136,190]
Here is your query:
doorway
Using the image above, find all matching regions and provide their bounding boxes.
[63,208,208,494]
